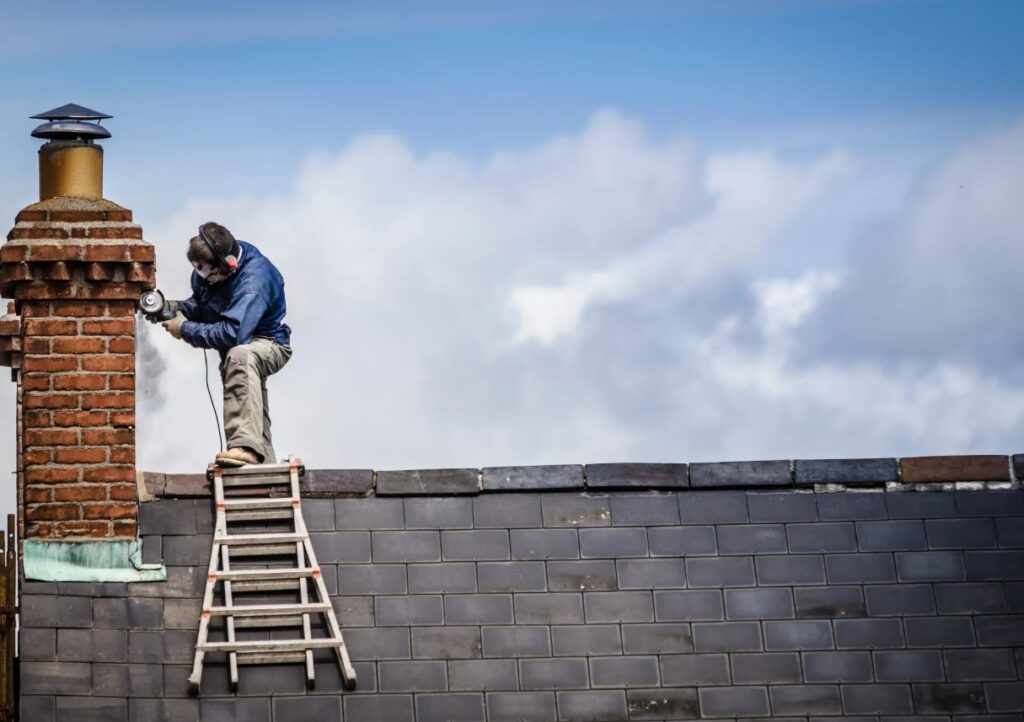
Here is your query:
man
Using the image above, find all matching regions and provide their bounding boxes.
[160,222,292,467]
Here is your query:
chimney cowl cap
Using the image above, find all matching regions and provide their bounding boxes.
[31,103,112,142]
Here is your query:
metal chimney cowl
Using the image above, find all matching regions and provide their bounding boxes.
[31,103,112,201]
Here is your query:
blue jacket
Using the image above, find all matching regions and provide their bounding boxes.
[177,240,291,353]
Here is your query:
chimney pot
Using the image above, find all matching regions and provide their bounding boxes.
[31,103,112,201]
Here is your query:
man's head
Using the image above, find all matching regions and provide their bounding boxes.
[187,222,239,284]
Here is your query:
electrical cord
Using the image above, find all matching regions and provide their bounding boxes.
[203,349,225,452]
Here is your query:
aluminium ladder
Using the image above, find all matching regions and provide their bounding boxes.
[187,456,357,694]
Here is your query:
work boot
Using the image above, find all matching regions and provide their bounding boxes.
[215,447,261,467]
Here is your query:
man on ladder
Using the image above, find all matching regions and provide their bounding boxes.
[158,221,292,467]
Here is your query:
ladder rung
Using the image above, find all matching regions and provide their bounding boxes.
[198,638,343,653]
[209,602,331,617]
[222,476,293,488]
[215,568,314,582]
[228,545,298,557]
[235,616,305,628]
[226,509,295,521]
[231,580,302,592]
[219,461,297,476]
[216,533,305,545]
[238,652,308,664]
[223,498,297,510]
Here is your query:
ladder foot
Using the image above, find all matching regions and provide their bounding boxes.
[229,680,239,694]
[187,679,200,696]
[343,674,357,692]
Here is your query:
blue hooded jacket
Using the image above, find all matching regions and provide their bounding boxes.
[177,240,291,354]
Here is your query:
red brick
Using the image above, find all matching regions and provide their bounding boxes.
[91,285,139,300]
[54,520,109,539]
[23,410,52,428]
[900,455,1010,483]
[23,318,77,335]
[54,447,107,464]
[109,483,136,501]
[83,502,136,520]
[108,337,135,354]
[105,210,133,222]
[22,355,76,372]
[24,393,79,409]
[28,522,53,538]
[0,245,26,262]
[111,411,135,427]
[23,337,49,354]
[9,226,68,240]
[51,337,105,354]
[83,466,134,483]
[51,300,108,317]
[130,245,154,261]
[80,356,133,372]
[22,375,50,391]
[49,210,105,222]
[24,429,78,446]
[25,467,79,483]
[53,410,107,427]
[25,243,75,262]
[82,319,134,335]
[25,487,52,503]
[112,521,137,538]
[53,374,106,390]
[24,448,52,465]
[109,374,135,390]
[25,504,79,521]
[54,485,107,502]
[85,262,115,281]
[81,243,129,260]
[81,428,132,445]
[15,210,48,222]
[81,392,133,409]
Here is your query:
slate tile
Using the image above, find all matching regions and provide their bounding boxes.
[648,525,717,556]
[271,697,342,722]
[874,650,944,681]
[130,566,200,599]
[303,468,374,495]
[895,550,966,581]
[934,582,1007,614]
[551,625,622,656]
[161,534,211,566]
[795,586,865,618]
[20,662,91,695]
[478,561,547,592]
[764,620,835,651]
[725,588,795,620]
[756,555,826,585]
[448,659,518,691]
[309,531,371,562]
[514,593,584,624]
[965,550,1024,580]
[692,621,762,652]
[590,656,660,687]
[520,658,589,690]
[626,688,700,721]
[787,522,857,553]
[510,528,580,560]
[926,518,997,549]
[731,652,802,684]
[995,517,1024,547]
[140,536,162,565]
[975,615,1024,645]
[376,468,479,495]
[374,595,444,626]
[337,563,407,594]
[546,560,617,591]
[371,530,439,562]
[690,460,790,488]
[944,649,1017,681]
[300,499,335,531]
[584,591,654,623]
[796,458,898,485]
[139,499,196,535]
[911,683,987,714]
[412,626,482,659]
[616,558,686,589]
[834,619,906,649]
[680,491,749,523]
[483,465,583,491]
[654,589,724,622]
[473,494,543,529]
[417,693,487,722]
[818,492,887,520]
[586,462,687,488]
[482,625,551,658]
[556,690,629,722]
[955,490,1024,516]
[21,594,91,628]
[128,630,195,664]
[407,562,476,593]
[857,520,928,551]
[378,660,447,692]
[445,594,514,624]
[718,524,787,554]
[405,497,473,529]
[55,697,128,722]
[540,493,610,528]
[578,527,647,558]
[1009,582,1024,612]
[770,685,843,715]
[610,493,680,525]
[236,664,307,695]
[864,584,936,616]
[343,627,411,661]
[686,556,756,587]
[826,552,897,583]
[902,455,1009,483]
[840,684,914,714]
[57,628,127,663]
[20,695,55,722]
[621,622,692,654]
[984,682,1024,713]
[343,694,414,722]
[335,498,404,529]
[441,529,510,561]
[698,686,770,717]
[162,598,201,630]
[886,491,957,519]
[904,617,976,647]
[748,491,818,521]
[486,692,557,722]
[661,654,731,686]
[803,651,873,682]
[20,628,55,661]
[332,594,374,626]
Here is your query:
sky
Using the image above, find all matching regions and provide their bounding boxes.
[0,0,1023,505]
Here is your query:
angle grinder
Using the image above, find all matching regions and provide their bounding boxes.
[138,289,176,322]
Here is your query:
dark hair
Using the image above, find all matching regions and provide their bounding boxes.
[187,222,238,264]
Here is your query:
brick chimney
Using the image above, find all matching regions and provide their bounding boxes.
[0,105,155,543]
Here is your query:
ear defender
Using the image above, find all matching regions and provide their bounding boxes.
[199,225,239,276]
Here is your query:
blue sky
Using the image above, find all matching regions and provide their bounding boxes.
[1,1,1024,481]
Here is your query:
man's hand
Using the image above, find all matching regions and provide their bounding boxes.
[161,312,186,340]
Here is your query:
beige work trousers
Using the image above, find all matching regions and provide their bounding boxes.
[220,338,292,463]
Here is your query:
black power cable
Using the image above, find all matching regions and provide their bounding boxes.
[203,349,225,452]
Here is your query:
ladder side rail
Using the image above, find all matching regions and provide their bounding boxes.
[188,469,228,693]
[220,544,239,691]
[288,460,317,686]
